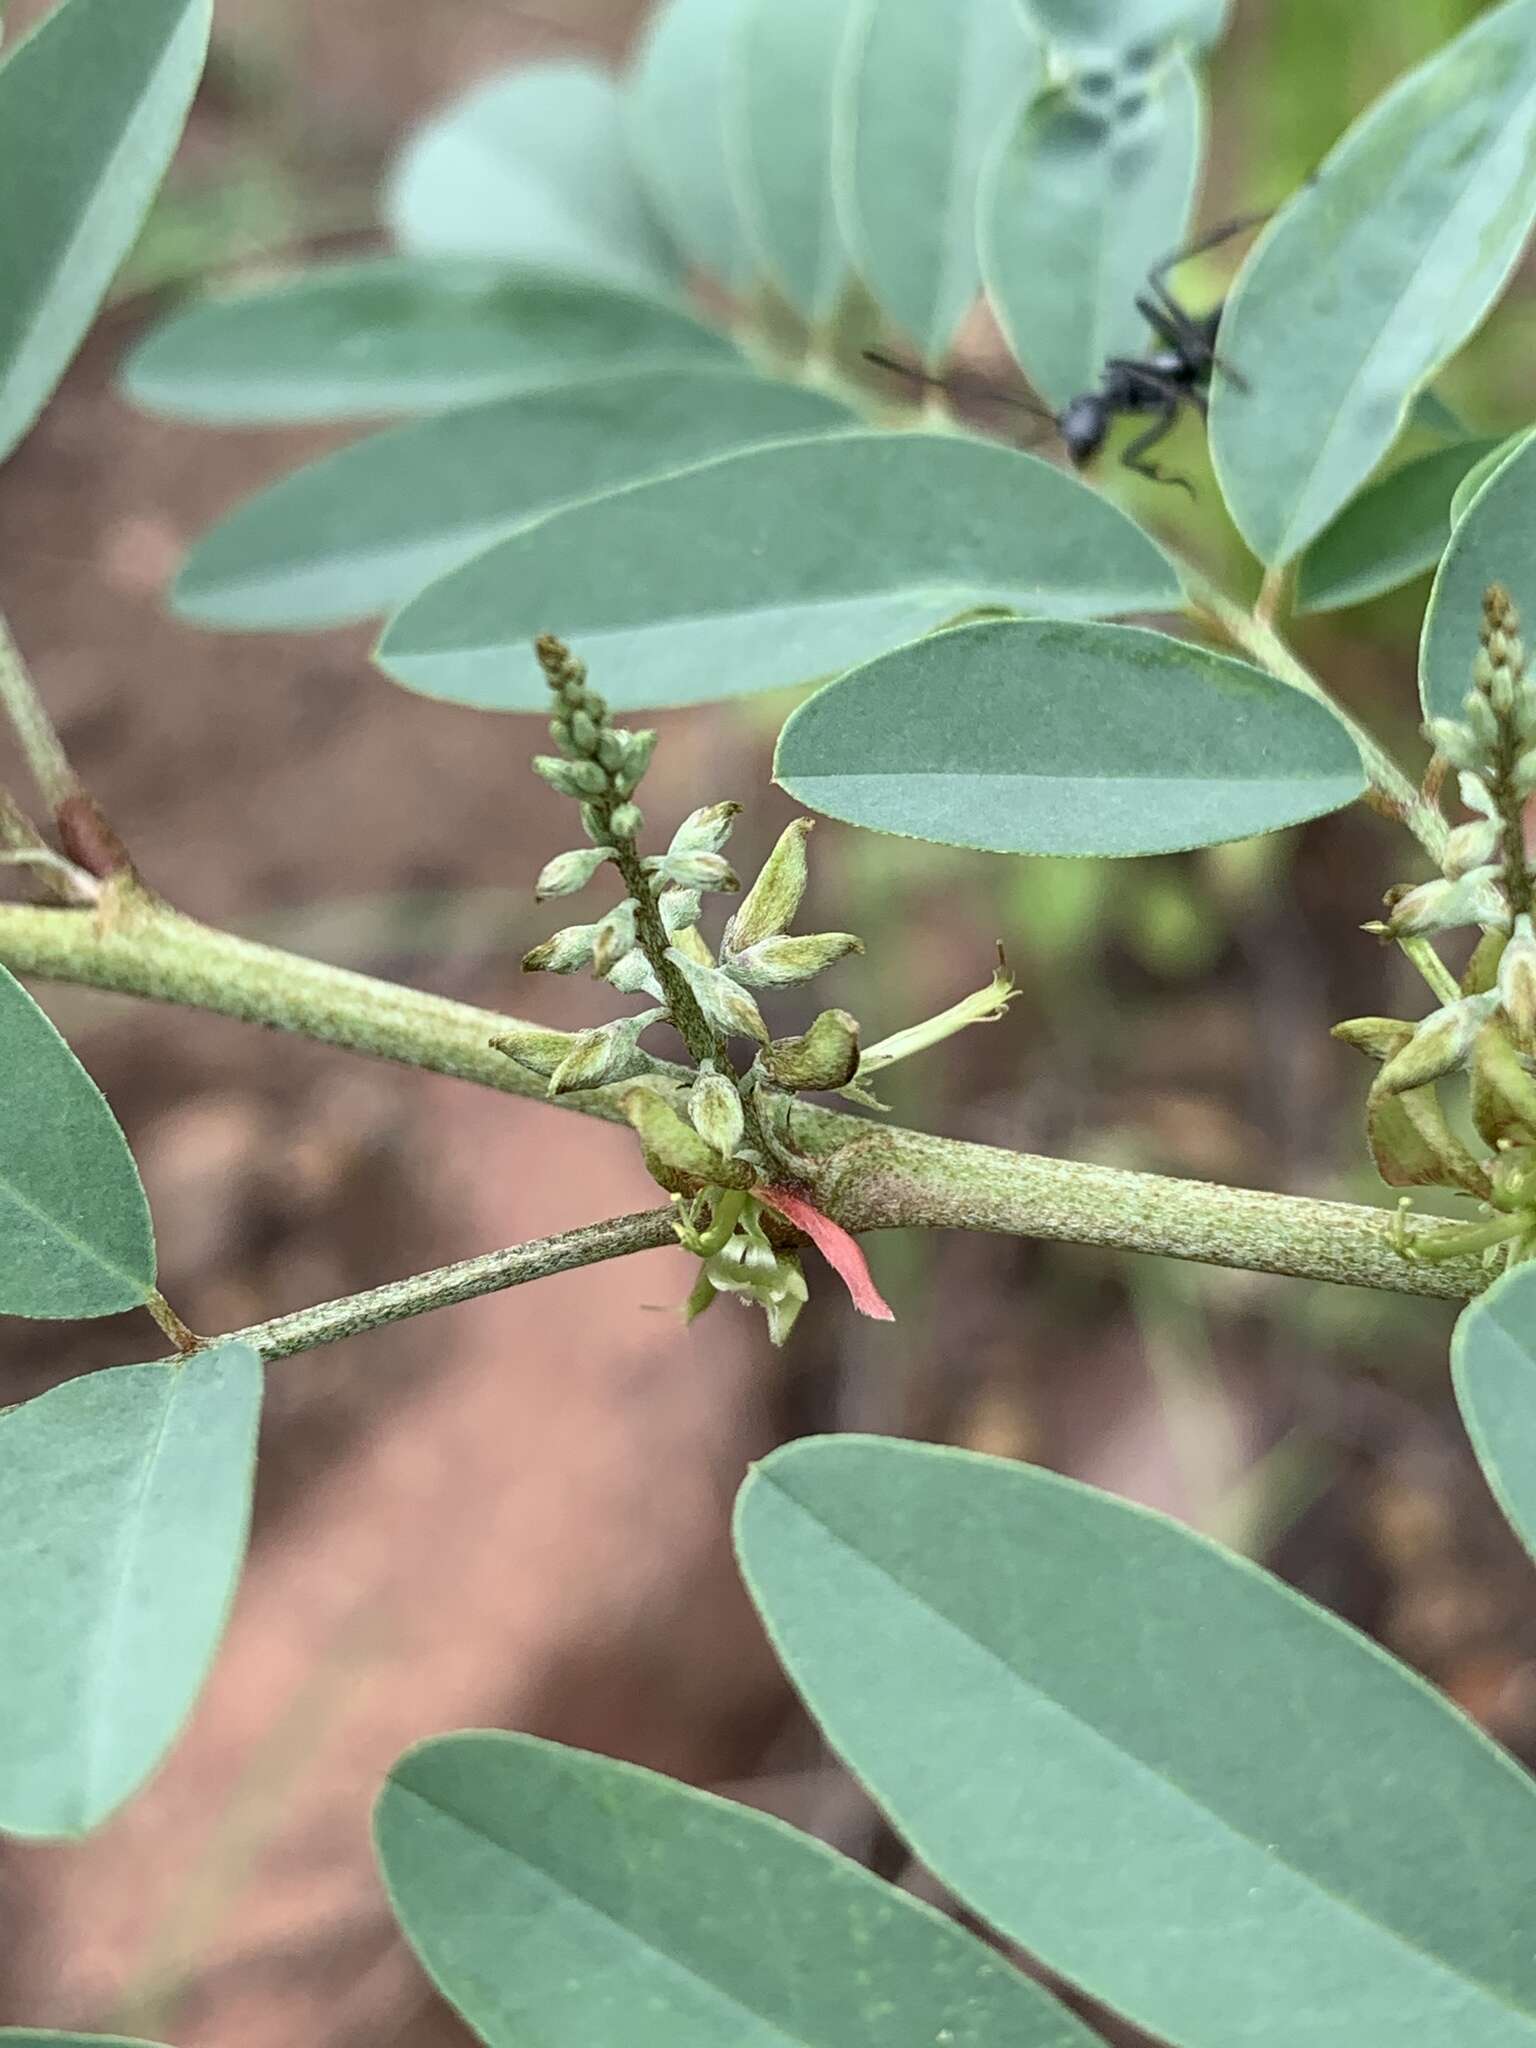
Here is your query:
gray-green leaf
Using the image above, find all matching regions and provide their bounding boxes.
[0,1341,262,1838]
[729,0,861,328]
[0,0,210,464]
[0,964,155,1318]
[981,51,1202,411]
[1421,427,1536,722]
[1018,0,1228,53]
[736,1435,1536,2048]
[839,0,1042,368]
[374,431,1180,711]
[120,259,733,424]
[1210,0,1536,567]
[385,60,682,300]
[1453,1262,1536,1567]
[172,368,853,630]
[375,1730,1096,2047]
[627,0,758,294]
[775,618,1365,855]
[1296,437,1505,615]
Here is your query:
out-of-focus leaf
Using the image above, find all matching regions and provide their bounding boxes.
[839,0,1041,368]
[0,0,211,464]
[0,1342,262,1838]
[0,964,154,1319]
[384,60,681,298]
[1421,428,1536,721]
[1453,1262,1536,1566]
[627,0,757,293]
[1017,0,1229,52]
[736,1434,1536,2048]
[375,430,1180,710]
[1449,429,1532,527]
[981,50,1202,410]
[120,259,733,424]
[775,618,1365,855]
[173,367,853,629]
[1211,0,1536,566]
[1295,438,1504,614]
[375,1731,1097,2047]
[730,0,861,327]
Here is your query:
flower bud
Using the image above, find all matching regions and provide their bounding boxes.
[1514,746,1536,799]
[490,1023,580,1078]
[1375,868,1507,939]
[1365,1072,1491,1196]
[608,802,644,840]
[1422,717,1482,772]
[1442,817,1500,880]
[668,801,741,859]
[723,819,812,956]
[1465,692,1501,752]
[522,923,597,975]
[660,888,702,934]
[547,1008,664,1096]
[612,730,658,796]
[760,1009,861,1091]
[666,948,769,1043]
[605,949,663,999]
[532,754,609,799]
[1330,1016,1416,1063]
[689,1068,746,1159]
[535,845,615,901]
[1471,1017,1536,1150]
[568,708,600,754]
[647,850,739,891]
[726,931,863,987]
[592,899,638,978]
[619,1083,755,1191]
[1498,913,1536,1051]
[1377,992,1498,1095]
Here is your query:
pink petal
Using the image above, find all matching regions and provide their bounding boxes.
[755,1186,895,1322]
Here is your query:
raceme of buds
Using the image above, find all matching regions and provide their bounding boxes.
[725,931,864,988]
[759,1009,862,1092]
[723,819,812,956]
[535,845,616,901]
[689,1067,746,1159]
[665,947,770,1043]
[547,1009,665,1097]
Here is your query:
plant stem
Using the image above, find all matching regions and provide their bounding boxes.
[1187,575,1449,865]
[0,609,77,809]
[0,887,1490,1302]
[223,1206,680,1362]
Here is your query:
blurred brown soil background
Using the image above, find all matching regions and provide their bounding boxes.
[2,3,1536,2042]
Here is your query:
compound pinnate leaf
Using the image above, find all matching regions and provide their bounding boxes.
[173,368,854,631]
[839,0,1042,368]
[775,618,1365,856]
[735,1435,1536,2048]
[120,259,733,425]
[1421,428,1536,722]
[0,1341,262,1838]
[981,50,1202,411]
[375,1730,1097,2048]
[627,0,758,294]
[1453,1263,1536,1567]
[0,964,155,1319]
[730,0,861,327]
[385,60,681,300]
[375,431,1180,712]
[1296,437,1505,615]
[1211,0,1536,568]
[0,0,211,465]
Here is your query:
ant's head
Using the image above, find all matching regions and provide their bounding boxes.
[1057,393,1110,467]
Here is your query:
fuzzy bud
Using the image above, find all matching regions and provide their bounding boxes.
[760,1009,862,1091]
[1514,747,1536,799]
[535,845,615,901]
[666,947,770,1043]
[490,1023,580,1078]
[1376,992,1498,1095]
[647,850,740,892]
[668,802,741,860]
[547,1009,664,1097]
[1330,1016,1416,1063]
[619,1083,755,1191]
[1373,868,1508,939]
[726,931,864,987]
[605,949,664,999]
[1465,691,1501,752]
[1422,717,1483,773]
[522,923,597,975]
[1471,1018,1536,1150]
[1498,914,1536,1051]
[612,730,659,796]
[1442,818,1501,880]
[689,1068,746,1159]
[568,708,600,754]
[723,819,812,956]
[608,802,644,840]
[533,754,609,800]
[661,888,702,934]
[592,899,638,979]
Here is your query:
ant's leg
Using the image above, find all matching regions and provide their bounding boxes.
[1120,402,1194,496]
[1145,208,1272,300]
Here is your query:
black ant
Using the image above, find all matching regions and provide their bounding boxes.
[865,211,1267,495]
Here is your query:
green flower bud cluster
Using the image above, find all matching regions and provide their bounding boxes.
[1337,587,1536,1271]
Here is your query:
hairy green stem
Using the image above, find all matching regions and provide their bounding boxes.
[1187,576,1449,865]
[225,1206,680,1361]
[0,888,1489,1302]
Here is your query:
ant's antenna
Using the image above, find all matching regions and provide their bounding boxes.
[860,348,1058,442]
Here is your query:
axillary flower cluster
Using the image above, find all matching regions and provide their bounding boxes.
[495,636,1015,1342]
[1336,584,1536,1271]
